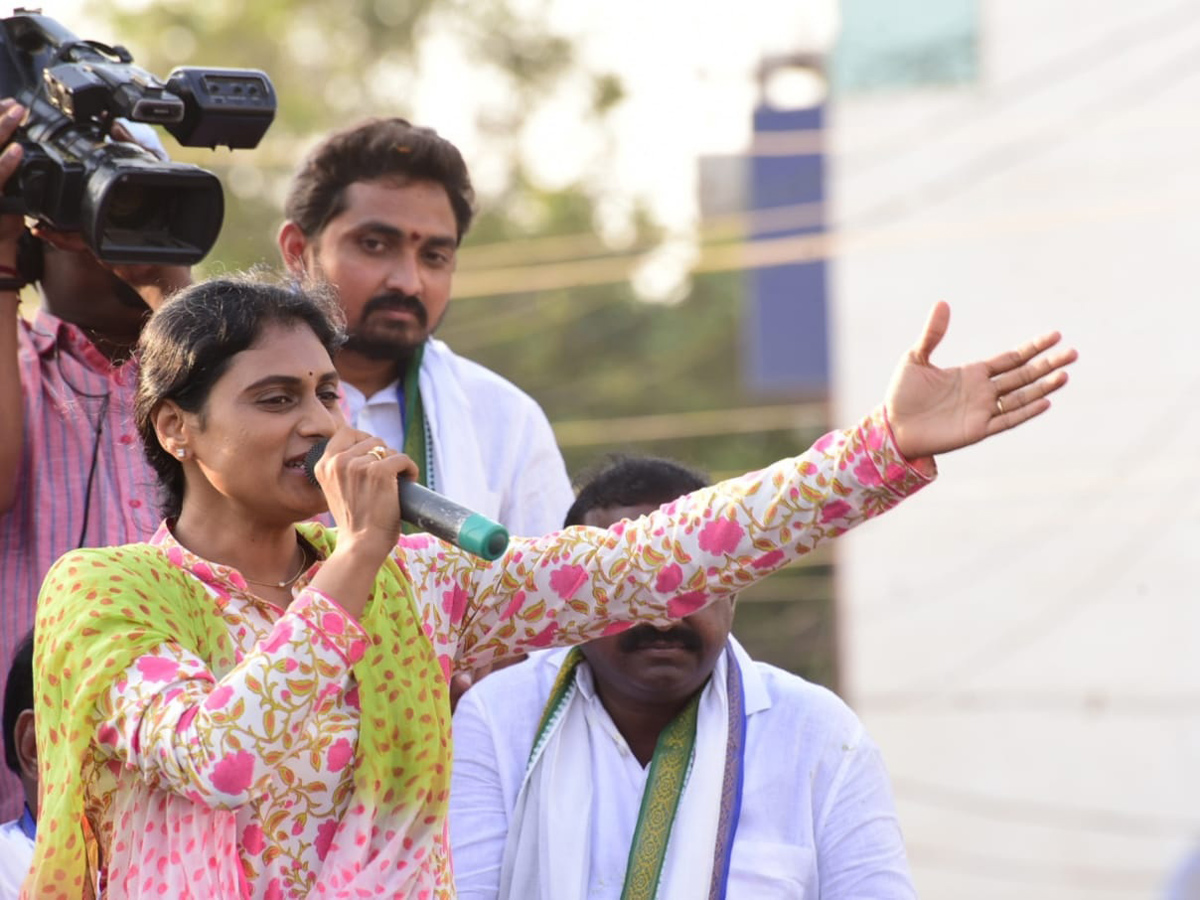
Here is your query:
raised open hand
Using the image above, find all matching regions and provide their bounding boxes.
[886,302,1077,459]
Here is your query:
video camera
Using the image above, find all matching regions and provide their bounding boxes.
[0,10,276,265]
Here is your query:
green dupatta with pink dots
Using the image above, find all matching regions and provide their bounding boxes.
[27,522,451,900]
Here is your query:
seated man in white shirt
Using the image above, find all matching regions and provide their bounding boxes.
[0,632,36,898]
[449,456,917,900]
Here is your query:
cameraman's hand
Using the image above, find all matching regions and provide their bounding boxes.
[31,223,191,312]
[0,100,26,259]
[111,260,191,311]
[29,225,190,310]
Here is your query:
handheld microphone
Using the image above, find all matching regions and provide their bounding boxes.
[303,439,510,561]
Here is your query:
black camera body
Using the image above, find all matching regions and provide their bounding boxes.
[0,11,277,265]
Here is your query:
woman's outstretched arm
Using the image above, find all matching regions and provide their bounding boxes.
[410,305,1075,672]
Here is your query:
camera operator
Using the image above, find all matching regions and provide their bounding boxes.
[0,98,189,819]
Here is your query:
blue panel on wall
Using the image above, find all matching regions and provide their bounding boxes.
[743,103,829,396]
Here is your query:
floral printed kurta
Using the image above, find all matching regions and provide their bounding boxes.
[28,408,932,900]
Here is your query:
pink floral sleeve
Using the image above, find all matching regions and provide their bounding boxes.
[400,407,935,672]
[94,589,368,807]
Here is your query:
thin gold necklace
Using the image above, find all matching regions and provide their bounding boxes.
[242,545,310,589]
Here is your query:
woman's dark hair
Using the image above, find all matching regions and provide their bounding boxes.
[3,629,34,775]
[565,456,710,528]
[134,275,345,519]
[284,117,475,243]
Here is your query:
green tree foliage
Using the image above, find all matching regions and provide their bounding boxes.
[83,0,585,271]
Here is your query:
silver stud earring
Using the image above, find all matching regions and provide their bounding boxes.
[175,448,186,459]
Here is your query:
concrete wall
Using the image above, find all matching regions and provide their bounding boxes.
[830,1,1200,897]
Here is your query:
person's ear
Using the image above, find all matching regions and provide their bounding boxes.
[152,400,193,460]
[278,221,314,276]
[14,709,36,783]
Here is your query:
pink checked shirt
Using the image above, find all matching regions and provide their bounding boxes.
[0,310,158,815]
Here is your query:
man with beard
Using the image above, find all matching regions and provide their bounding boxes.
[278,118,573,538]
[449,456,917,900]
[0,102,189,817]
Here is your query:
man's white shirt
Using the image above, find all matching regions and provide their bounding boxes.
[341,338,573,537]
[340,379,404,454]
[0,818,33,898]
[450,639,917,899]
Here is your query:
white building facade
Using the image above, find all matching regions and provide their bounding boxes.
[831,1,1200,897]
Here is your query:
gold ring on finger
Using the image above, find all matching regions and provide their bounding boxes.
[368,446,387,462]
[995,397,1005,415]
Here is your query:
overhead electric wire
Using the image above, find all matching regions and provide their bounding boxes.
[449,26,1200,465]
[449,0,1200,276]
[439,5,1200,379]
[447,29,1200,303]
[440,180,1200,459]
[551,402,826,448]
[456,185,1197,410]
[450,182,1198,300]
[444,1,1200,281]
[457,200,829,271]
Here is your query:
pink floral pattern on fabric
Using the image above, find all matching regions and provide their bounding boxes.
[654,564,684,593]
[135,657,180,683]
[327,738,354,773]
[27,407,930,900]
[667,590,709,618]
[549,564,586,600]
[442,584,470,625]
[210,751,256,795]
[698,519,745,555]
[853,455,884,487]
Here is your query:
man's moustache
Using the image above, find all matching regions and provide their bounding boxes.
[617,624,701,653]
[363,292,427,325]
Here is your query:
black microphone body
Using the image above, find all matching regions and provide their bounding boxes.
[303,440,510,560]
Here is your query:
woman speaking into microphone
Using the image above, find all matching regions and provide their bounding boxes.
[26,275,1074,899]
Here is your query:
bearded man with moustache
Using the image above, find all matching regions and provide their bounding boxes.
[449,455,918,900]
[279,118,572,538]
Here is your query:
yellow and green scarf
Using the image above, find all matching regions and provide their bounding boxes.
[28,522,450,898]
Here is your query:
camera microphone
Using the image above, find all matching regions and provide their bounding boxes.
[303,439,510,561]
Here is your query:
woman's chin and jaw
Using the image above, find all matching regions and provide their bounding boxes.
[178,478,327,541]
